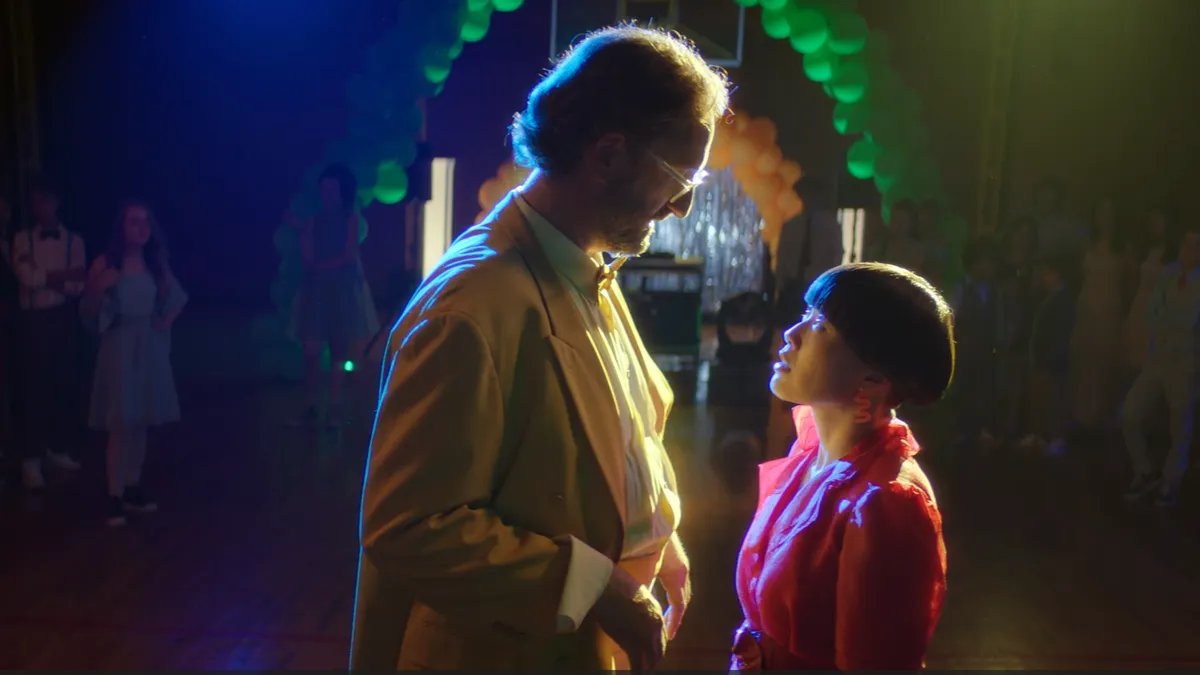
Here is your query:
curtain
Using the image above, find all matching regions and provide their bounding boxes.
[647,167,765,313]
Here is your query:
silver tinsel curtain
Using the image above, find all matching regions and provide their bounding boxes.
[646,167,765,312]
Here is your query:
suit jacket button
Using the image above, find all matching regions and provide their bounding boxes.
[553,494,564,500]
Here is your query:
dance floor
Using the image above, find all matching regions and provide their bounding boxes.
[2,309,1200,669]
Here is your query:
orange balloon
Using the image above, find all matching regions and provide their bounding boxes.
[778,160,803,187]
[762,220,783,247]
[760,205,784,231]
[732,160,762,186]
[755,146,783,174]
[499,162,526,186]
[708,142,733,170]
[731,136,759,165]
[711,126,734,151]
[732,113,751,134]
[755,175,785,198]
[478,178,498,209]
[746,117,779,147]
[777,189,804,216]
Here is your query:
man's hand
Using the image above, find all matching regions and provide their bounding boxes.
[589,564,667,671]
[659,532,691,640]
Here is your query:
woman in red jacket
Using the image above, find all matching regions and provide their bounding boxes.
[732,262,955,671]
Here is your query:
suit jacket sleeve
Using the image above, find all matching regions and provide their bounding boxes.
[834,482,947,670]
[360,311,571,637]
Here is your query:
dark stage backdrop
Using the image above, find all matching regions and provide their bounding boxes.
[28,0,553,308]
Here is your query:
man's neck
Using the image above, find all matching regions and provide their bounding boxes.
[520,170,603,256]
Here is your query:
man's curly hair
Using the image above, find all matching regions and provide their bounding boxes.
[510,25,731,176]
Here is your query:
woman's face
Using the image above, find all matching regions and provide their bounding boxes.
[319,178,342,209]
[1148,212,1166,239]
[1095,199,1114,231]
[771,305,876,405]
[891,209,913,236]
[1009,225,1032,257]
[123,205,152,248]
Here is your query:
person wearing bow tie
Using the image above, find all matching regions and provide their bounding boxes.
[351,27,730,671]
[10,181,86,489]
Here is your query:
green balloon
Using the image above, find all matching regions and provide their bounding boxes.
[734,0,758,6]
[874,171,898,196]
[760,0,788,9]
[831,59,869,103]
[832,100,868,135]
[423,58,452,84]
[827,12,869,55]
[375,160,409,204]
[448,39,465,60]
[823,82,835,98]
[787,8,828,54]
[803,46,837,82]
[761,8,791,40]
[874,151,906,187]
[846,137,878,180]
[460,7,493,42]
[467,0,490,9]
[492,0,523,11]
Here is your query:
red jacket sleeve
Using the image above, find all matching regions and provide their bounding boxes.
[834,482,947,670]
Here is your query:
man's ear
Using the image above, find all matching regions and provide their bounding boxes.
[592,133,626,172]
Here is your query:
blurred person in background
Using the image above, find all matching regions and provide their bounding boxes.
[82,201,188,527]
[287,163,379,430]
[1069,197,1125,436]
[951,235,1006,449]
[998,216,1038,443]
[1019,255,1075,456]
[1124,208,1172,373]
[1121,224,1200,508]
[868,200,925,274]
[10,180,86,489]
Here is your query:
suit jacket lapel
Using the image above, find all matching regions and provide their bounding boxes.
[494,196,628,531]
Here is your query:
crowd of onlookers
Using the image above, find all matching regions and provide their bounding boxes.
[880,180,1197,509]
[0,180,187,526]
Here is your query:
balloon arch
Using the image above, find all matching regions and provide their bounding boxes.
[271,0,956,325]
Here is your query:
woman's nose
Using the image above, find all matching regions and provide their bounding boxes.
[783,322,802,347]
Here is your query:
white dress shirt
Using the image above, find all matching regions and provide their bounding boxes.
[12,224,86,310]
[515,195,680,633]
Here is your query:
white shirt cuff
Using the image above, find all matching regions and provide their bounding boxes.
[555,535,614,633]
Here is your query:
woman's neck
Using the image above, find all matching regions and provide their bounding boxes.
[809,401,890,465]
[123,247,145,264]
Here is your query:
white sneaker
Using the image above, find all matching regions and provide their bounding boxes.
[22,459,45,489]
[46,450,81,471]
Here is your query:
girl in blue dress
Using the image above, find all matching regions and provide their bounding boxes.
[83,201,187,527]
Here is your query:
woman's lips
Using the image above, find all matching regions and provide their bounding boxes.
[773,360,791,373]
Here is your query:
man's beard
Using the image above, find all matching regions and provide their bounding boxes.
[598,176,655,255]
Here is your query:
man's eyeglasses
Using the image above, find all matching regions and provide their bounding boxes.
[649,151,708,205]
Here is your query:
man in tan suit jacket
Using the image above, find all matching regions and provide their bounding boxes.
[351,26,730,671]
